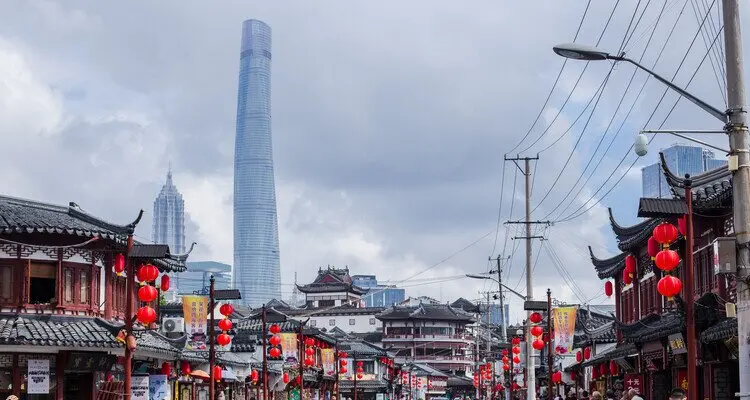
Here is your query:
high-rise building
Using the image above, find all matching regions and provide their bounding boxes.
[233,19,281,307]
[152,169,185,254]
[642,144,727,198]
[352,274,407,307]
[174,261,232,296]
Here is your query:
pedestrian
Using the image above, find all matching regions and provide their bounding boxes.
[605,390,615,400]
[669,388,686,400]
[591,391,603,400]
[5,396,18,400]
[581,390,590,400]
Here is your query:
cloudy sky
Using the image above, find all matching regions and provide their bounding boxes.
[0,0,740,322]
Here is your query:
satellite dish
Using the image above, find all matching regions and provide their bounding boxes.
[634,133,649,157]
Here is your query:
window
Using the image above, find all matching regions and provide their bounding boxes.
[369,318,376,325]
[349,318,356,326]
[0,265,12,302]
[329,319,336,326]
[63,269,74,303]
[29,262,56,304]
[310,319,317,327]
[80,271,90,304]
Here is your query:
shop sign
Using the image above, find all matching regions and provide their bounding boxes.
[131,374,149,400]
[27,359,49,394]
[65,352,116,372]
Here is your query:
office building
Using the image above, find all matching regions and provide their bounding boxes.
[352,274,406,307]
[642,145,727,198]
[173,261,232,297]
[152,169,185,254]
[233,19,281,307]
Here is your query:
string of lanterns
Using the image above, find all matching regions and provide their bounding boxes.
[217,303,233,346]
[268,324,282,359]
[339,351,348,374]
[529,311,546,351]
[501,348,510,371]
[135,263,160,325]
[653,221,683,299]
[304,337,316,367]
[356,361,364,379]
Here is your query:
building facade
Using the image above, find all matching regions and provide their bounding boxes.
[641,145,727,198]
[152,169,186,254]
[352,274,407,307]
[233,18,281,307]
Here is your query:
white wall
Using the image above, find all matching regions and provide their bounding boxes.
[307,313,381,333]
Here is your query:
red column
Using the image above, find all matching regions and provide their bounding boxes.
[56,352,65,399]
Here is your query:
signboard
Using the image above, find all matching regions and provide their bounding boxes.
[524,301,547,311]
[149,374,170,400]
[279,333,299,362]
[65,352,116,372]
[552,306,578,355]
[182,295,209,335]
[131,374,149,400]
[27,359,49,394]
[668,333,688,355]
[623,374,644,393]
[321,348,335,376]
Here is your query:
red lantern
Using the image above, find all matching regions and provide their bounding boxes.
[283,372,290,383]
[655,249,680,272]
[181,361,191,375]
[678,215,687,236]
[513,356,520,364]
[529,312,543,324]
[501,356,509,363]
[599,363,607,376]
[609,360,619,375]
[622,268,633,285]
[251,369,259,381]
[625,254,636,272]
[583,347,591,360]
[357,373,363,379]
[511,337,521,345]
[653,222,679,245]
[214,366,222,381]
[305,347,314,356]
[136,306,156,324]
[339,352,348,358]
[219,303,234,317]
[340,367,347,374]
[532,339,545,350]
[269,324,281,334]
[217,333,231,346]
[218,318,233,331]
[512,347,520,355]
[576,351,582,363]
[114,254,125,274]
[357,361,363,367]
[501,349,508,356]
[269,347,281,358]
[137,264,159,282]
[592,366,600,379]
[160,274,170,291]
[648,236,659,260]
[552,371,562,383]
[570,371,577,380]
[305,357,314,367]
[340,359,348,366]
[305,337,315,347]
[657,275,683,299]
[137,285,158,302]
[161,362,171,376]
[530,325,544,337]
[604,281,613,297]
[503,365,510,371]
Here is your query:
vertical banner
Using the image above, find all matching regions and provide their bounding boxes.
[321,348,335,376]
[149,374,171,400]
[27,359,50,394]
[131,374,150,400]
[552,306,577,354]
[279,333,299,362]
[182,295,209,336]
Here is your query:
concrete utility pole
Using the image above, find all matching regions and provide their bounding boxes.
[504,155,549,400]
[490,255,509,343]
[723,1,750,397]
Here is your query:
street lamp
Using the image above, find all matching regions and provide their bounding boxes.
[633,130,729,157]
[466,274,527,301]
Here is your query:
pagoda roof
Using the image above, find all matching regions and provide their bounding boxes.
[588,246,627,279]
[701,317,737,343]
[614,309,685,343]
[607,208,662,251]
[660,152,733,210]
[297,266,367,295]
[450,297,481,313]
[376,303,475,323]
[574,307,617,347]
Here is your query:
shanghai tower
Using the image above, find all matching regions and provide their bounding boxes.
[233,19,281,307]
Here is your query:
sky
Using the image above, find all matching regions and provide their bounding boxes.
[0,0,742,322]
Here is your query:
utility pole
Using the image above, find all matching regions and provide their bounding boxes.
[490,255,509,343]
[505,155,549,400]
[723,1,750,398]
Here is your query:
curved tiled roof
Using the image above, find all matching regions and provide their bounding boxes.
[588,246,627,279]
[580,343,639,368]
[660,152,733,210]
[614,310,685,343]
[607,208,662,252]
[700,317,737,343]
[376,303,475,323]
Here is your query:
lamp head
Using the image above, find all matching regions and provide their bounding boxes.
[634,133,649,157]
[553,43,611,61]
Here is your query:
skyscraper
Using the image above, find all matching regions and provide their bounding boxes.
[642,144,727,198]
[152,169,185,254]
[233,19,281,307]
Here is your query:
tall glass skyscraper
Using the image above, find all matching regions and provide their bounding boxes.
[642,144,727,198]
[233,19,281,307]
[152,169,185,254]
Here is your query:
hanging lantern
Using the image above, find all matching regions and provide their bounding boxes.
[269,347,281,358]
[137,264,159,282]
[655,249,680,272]
[218,318,233,331]
[511,337,521,345]
[583,347,591,360]
[339,352,348,358]
[219,303,234,317]
[532,339,545,350]
[160,274,170,291]
[283,372,290,383]
[251,369,259,381]
[530,325,543,337]
[137,285,158,303]
[217,333,231,346]
[648,236,659,260]
[552,371,562,383]
[305,357,314,367]
[591,366,600,379]
[622,268,633,285]
[357,373,363,379]
[340,359,348,367]
[114,254,125,274]
[501,349,508,356]
[512,347,520,355]
[609,360,619,375]
[501,356,509,363]
[570,371,577,380]
[625,256,636,278]
[503,365,510,371]
[136,306,156,324]
[575,351,582,363]
[604,281,613,297]
[512,356,520,364]
[677,215,687,236]
[269,335,281,346]
[305,337,315,347]
[599,363,607,376]
[657,275,683,299]
[181,361,191,375]
[653,222,679,245]
[269,324,281,334]
[305,347,314,356]
[161,362,171,376]
[357,361,363,367]
[214,366,222,381]
[340,367,347,374]
[529,312,543,324]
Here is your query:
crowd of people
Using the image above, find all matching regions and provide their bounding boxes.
[551,387,687,400]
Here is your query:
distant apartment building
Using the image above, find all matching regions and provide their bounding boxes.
[642,145,727,198]
[352,274,406,307]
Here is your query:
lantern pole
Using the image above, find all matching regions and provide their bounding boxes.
[547,289,553,400]
[123,233,134,399]
[334,344,340,400]
[209,275,216,400]
[262,305,269,400]
[684,175,698,400]
[299,323,305,400]
[509,343,514,400]
[353,354,358,400]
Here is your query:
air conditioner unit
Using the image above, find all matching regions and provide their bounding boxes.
[162,317,185,334]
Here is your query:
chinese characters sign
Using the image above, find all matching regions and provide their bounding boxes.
[279,333,299,362]
[27,359,49,394]
[182,295,208,335]
[623,374,643,393]
[552,306,577,354]
[668,333,687,355]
